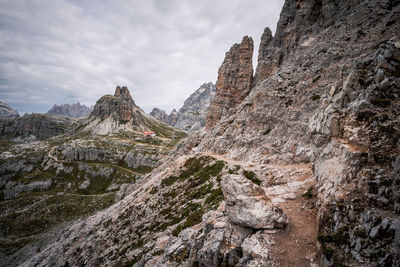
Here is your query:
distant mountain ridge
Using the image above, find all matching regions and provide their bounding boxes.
[47,102,92,118]
[0,102,19,118]
[150,82,216,132]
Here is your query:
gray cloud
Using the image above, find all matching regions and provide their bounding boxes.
[0,0,284,114]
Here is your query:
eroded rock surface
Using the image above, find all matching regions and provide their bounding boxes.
[206,36,254,129]
[47,102,92,118]
[0,102,19,118]
[222,174,288,229]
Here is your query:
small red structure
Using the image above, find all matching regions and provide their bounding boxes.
[143,131,156,138]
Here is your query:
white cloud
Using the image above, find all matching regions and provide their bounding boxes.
[0,0,284,114]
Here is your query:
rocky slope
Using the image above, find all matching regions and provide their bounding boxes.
[151,82,216,132]
[4,0,400,266]
[47,102,93,118]
[0,113,75,139]
[0,87,186,266]
[0,102,19,119]
[83,86,183,138]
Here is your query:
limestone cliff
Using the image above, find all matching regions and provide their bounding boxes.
[47,102,92,118]
[149,108,168,124]
[206,37,254,129]
[0,102,19,118]
[0,113,74,139]
[151,82,216,132]
[85,86,178,136]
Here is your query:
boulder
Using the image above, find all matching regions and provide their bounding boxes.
[221,174,288,229]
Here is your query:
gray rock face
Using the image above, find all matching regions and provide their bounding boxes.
[222,174,288,229]
[174,82,216,132]
[150,83,216,132]
[0,102,19,118]
[0,113,74,139]
[47,102,92,118]
[149,108,168,123]
[4,179,52,199]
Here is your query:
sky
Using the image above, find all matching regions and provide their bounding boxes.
[0,0,284,114]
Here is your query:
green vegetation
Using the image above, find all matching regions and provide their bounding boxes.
[150,187,158,194]
[161,156,224,187]
[285,99,293,107]
[263,128,272,135]
[310,94,321,101]
[303,186,314,198]
[243,170,262,186]
[0,193,115,238]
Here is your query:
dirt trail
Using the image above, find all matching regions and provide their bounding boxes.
[200,151,320,266]
[268,170,319,266]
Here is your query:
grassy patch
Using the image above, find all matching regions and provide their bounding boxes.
[310,94,320,101]
[243,170,262,186]
[303,186,314,198]
[263,128,272,135]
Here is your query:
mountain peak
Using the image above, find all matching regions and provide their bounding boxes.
[114,86,133,103]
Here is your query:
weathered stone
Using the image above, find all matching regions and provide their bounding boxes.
[0,102,19,118]
[221,174,288,229]
[47,102,92,118]
[206,36,254,129]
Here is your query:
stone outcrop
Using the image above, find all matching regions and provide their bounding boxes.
[174,82,216,132]
[222,174,288,229]
[149,108,168,123]
[151,82,216,132]
[4,179,52,200]
[47,102,92,118]
[0,113,74,139]
[206,37,254,129]
[168,109,178,125]
[0,102,19,118]
[253,27,275,85]
[90,86,139,122]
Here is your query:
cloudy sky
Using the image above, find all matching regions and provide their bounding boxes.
[0,0,284,114]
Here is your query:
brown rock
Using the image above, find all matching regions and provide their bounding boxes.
[91,86,137,121]
[254,27,276,85]
[206,36,254,129]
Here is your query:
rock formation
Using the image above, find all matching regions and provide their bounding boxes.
[0,113,74,139]
[0,102,19,118]
[86,86,178,135]
[149,107,168,123]
[206,36,254,129]
[151,82,216,132]
[174,82,216,132]
[47,102,92,118]
[222,174,288,229]
[90,86,139,122]
[4,0,400,266]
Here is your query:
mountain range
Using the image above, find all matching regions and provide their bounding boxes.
[150,82,216,132]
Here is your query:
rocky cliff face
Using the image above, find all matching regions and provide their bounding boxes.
[206,37,254,129]
[175,82,216,132]
[90,86,139,122]
[0,102,19,118]
[0,113,75,139]
[9,0,400,267]
[151,82,216,132]
[149,108,168,123]
[85,86,179,136]
[47,102,92,118]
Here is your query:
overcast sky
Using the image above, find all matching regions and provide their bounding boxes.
[0,0,284,114]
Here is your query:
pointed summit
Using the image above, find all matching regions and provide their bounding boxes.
[114,86,134,103]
